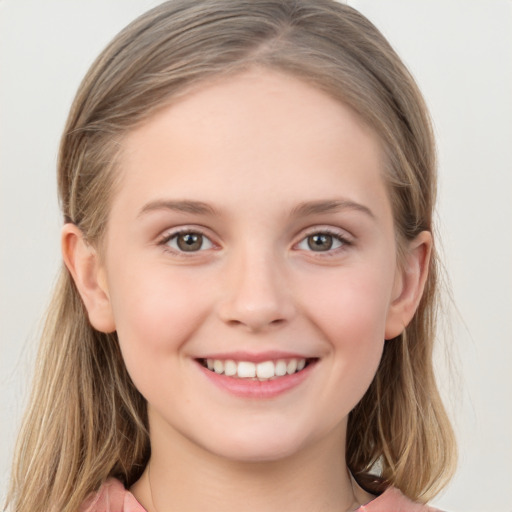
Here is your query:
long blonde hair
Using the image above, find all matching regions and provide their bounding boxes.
[6,1,456,510]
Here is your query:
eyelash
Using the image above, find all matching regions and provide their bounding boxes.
[158,228,215,256]
[157,227,353,256]
[295,228,353,256]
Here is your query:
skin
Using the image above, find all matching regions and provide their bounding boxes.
[63,69,431,512]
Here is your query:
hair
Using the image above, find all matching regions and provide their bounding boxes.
[5,1,456,511]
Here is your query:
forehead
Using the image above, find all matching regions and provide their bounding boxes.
[114,68,391,223]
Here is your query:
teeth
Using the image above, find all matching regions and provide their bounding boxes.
[203,358,308,380]
[256,361,275,379]
[286,359,297,374]
[237,361,256,378]
[224,360,237,376]
[213,360,224,374]
[275,360,287,376]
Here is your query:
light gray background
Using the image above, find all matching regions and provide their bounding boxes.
[1,1,511,510]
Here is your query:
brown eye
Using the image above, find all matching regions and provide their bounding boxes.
[165,231,213,252]
[307,234,334,251]
[296,232,346,253]
[177,233,203,251]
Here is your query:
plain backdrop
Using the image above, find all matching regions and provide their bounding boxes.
[1,1,511,510]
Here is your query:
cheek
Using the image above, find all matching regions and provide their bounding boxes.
[298,266,393,396]
[302,266,393,341]
[106,265,211,374]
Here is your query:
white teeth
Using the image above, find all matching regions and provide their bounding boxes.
[275,360,287,376]
[224,360,237,376]
[256,361,275,379]
[237,361,256,378]
[203,358,308,379]
[286,359,298,375]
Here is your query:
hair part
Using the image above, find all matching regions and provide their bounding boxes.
[6,1,456,511]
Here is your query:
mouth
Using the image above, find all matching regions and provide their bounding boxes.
[198,357,317,381]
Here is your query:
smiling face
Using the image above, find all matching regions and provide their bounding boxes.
[65,69,425,464]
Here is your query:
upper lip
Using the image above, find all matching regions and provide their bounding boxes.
[195,351,315,363]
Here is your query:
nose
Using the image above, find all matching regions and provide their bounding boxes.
[217,248,295,332]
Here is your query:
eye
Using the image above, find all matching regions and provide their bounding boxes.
[297,232,346,252]
[164,231,214,252]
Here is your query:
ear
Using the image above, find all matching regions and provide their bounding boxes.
[61,223,116,333]
[385,231,432,340]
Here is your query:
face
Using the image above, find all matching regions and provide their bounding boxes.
[87,69,409,462]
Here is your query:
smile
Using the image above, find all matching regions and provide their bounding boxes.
[196,355,318,399]
[200,358,312,380]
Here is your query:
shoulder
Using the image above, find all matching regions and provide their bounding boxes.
[79,478,146,512]
[359,487,444,512]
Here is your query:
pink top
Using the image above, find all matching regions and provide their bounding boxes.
[80,478,442,512]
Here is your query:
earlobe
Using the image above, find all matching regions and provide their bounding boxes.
[385,231,432,340]
[61,223,116,333]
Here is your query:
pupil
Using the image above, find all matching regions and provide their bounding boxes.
[177,233,202,251]
[308,234,333,251]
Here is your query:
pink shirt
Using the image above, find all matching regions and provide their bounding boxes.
[80,478,442,512]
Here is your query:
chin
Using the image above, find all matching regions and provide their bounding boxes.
[194,424,319,464]
[212,441,302,464]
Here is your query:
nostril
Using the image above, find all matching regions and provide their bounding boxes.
[219,307,290,332]
[216,268,295,330]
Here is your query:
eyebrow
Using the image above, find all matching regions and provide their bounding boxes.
[138,199,217,217]
[137,198,375,220]
[290,199,375,219]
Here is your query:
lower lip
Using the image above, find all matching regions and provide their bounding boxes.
[197,361,317,399]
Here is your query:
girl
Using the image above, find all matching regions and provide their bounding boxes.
[5,1,456,511]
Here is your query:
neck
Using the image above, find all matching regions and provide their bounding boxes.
[131,420,371,512]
